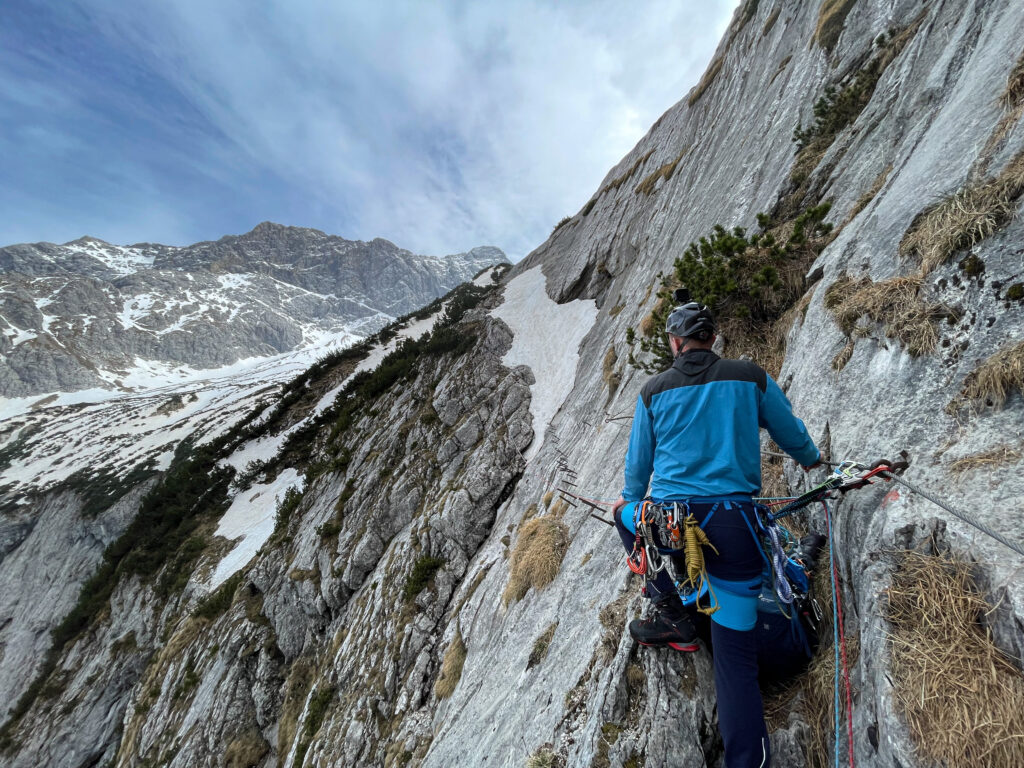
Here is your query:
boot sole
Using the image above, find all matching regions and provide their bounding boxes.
[636,639,699,652]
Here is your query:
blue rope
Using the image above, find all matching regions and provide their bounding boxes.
[826,500,840,768]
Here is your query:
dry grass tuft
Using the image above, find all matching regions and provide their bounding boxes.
[814,0,859,52]
[601,149,654,195]
[688,56,724,106]
[527,622,558,669]
[1002,53,1024,110]
[831,340,856,371]
[434,630,467,700]
[885,550,1024,766]
[525,746,558,768]
[952,341,1024,411]
[549,498,569,519]
[224,727,270,768]
[801,632,861,768]
[635,150,687,196]
[598,591,632,662]
[602,346,621,396]
[950,445,1022,475]
[502,517,569,605]
[901,151,1024,275]
[824,274,948,356]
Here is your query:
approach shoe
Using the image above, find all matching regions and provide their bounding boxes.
[629,610,699,652]
[795,532,827,572]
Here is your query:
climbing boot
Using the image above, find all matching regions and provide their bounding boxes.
[629,599,698,652]
[795,532,827,572]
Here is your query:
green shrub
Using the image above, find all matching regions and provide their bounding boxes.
[292,685,335,767]
[630,204,832,372]
[404,556,446,601]
[59,462,159,519]
[273,486,304,537]
[195,572,244,621]
[316,519,342,540]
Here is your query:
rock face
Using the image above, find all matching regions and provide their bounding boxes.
[0,223,505,396]
[3,1,1024,767]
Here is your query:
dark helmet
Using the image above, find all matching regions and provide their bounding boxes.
[665,292,715,338]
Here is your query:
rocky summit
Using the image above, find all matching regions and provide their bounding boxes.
[0,222,505,397]
[2,1,1024,767]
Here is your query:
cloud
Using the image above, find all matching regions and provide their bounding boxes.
[0,0,738,258]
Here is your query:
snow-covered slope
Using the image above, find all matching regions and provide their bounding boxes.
[0,223,506,397]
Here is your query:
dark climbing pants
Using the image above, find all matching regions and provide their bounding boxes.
[713,622,771,767]
[614,499,773,767]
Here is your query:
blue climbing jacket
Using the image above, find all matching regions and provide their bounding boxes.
[622,349,819,501]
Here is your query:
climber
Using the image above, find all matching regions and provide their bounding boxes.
[611,291,822,768]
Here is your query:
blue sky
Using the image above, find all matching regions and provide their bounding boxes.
[1,1,737,260]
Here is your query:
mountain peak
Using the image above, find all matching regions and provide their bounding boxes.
[63,235,111,247]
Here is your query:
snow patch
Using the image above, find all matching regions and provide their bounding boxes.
[3,326,37,347]
[351,311,443,378]
[473,265,501,287]
[63,241,157,275]
[490,267,597,462]
[208,468,303,589]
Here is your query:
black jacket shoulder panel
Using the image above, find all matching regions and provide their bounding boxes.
[640,352,767,405]
[709,358,767,392]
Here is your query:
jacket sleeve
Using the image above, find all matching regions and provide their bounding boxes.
[758,374,820,467]
[622,394,655,501]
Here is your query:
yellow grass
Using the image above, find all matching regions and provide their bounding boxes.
[527,622,558,669]
[831,340,856,371]
[434,630,466,699]
[824,274,948,356]
[901,151,1024,275]
[949,445,1022,475]
[602,345,620,395]
[1002,52,1024,109]
[502,517,569,605]
[814,0,859,52]
[224,727,270,768]
[952,340,1024,411]
[885,550,1024,766]
[601,149,654,195]
[635,150,687,196]
[688,56,724,106]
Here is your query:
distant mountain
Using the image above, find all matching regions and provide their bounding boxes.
[0,223,506,396]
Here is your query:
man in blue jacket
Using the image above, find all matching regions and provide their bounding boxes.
[612,296,821,768]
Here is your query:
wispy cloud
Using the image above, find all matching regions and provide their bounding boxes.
[0,0,737,258]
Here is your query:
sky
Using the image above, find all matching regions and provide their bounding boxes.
[0,0,738,261]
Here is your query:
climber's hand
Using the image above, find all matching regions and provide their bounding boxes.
[612,496,627,516]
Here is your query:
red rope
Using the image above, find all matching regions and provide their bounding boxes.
[826,502,857,768]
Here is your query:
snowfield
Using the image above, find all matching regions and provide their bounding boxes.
[0,331,360,495]
[208,468,303,589]
[491,266,597,462]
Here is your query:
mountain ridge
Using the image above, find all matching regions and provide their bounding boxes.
[0,223,506,396]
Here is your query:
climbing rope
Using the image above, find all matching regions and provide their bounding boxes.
[824,500,856,768]
[681,512,720,616]
[764,520,795,606]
